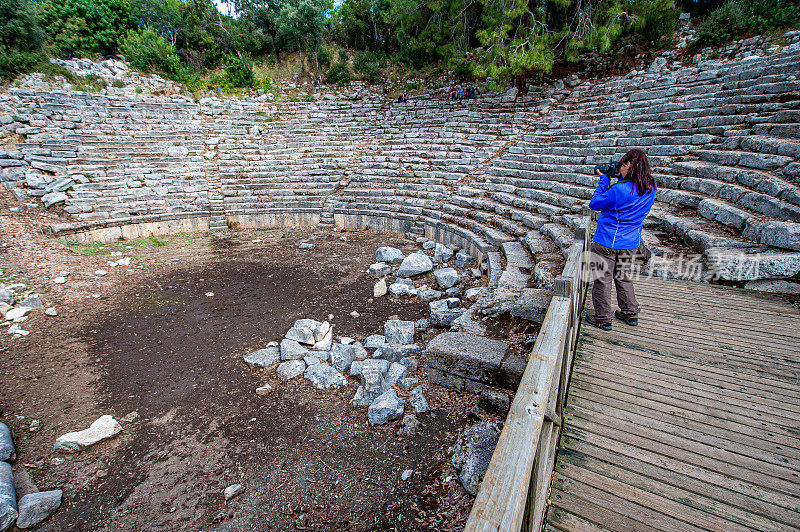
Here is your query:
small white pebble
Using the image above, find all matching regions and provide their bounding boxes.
[205,292,214,297]
[94,269,107,276]
[45,307,58,316]
[53,276,66,284]
[350,311,360,318]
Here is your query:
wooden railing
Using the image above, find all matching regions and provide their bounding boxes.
[465,214,593,532]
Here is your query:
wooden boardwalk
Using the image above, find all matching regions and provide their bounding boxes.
[545,277,800,531]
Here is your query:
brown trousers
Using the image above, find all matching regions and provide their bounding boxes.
[589,241,640,323]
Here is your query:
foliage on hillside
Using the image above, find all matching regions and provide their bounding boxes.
[1,0,799,87]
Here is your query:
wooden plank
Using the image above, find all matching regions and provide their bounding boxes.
[568,385,800,465]
[575,347,800,419]
[564,408,800,497]
[571,372,800,449]
[578,340,800,403]
[556,460,755,531]
[551,474,708,531]
[561,422,800,515]
[559,437,800,529]
[567,396,800,478]
[544,506,606,532]
[582,328,800,380]
[547,489,653,531]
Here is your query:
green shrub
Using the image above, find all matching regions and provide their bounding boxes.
[325,61,351,85]
[224,54,254,87]
[111,79,124,87]
[690,0,800,52]
[352,52,380,83]
[636,1,680,48]
[317,47,331,69]
[0,49,46,81]
[337,49,349,63]
[121,27,189,82]
[452,60,473,80]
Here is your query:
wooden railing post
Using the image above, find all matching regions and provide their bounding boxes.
[465,215,594,532]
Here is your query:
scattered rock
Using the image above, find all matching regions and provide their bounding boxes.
[409,387,430,414]
[350,310,360,318]
[434,243,454,263]
[379,344,421,362]
[375,246,405,264]
[384,362,410,386]
[399,357,418,372]
[415,318,429,330]
[451,422,501,495]
[455,250,476,269]
[398,378,418,390]
[388,282,417,298]
[363,334,386,351]
[280,338,309,360]
[395,252,434,278]
[285,325,315,345]
[384,320,414,345]
[44,307,57,316]
[373,279,387,297]
[54,415,122,453]
[255,384,273,396]
[224,484,245,501]
[19,294,42,309]
[304,363,347,389]
[244,347,281,367]
[368,389,405,425]
[4,307,30,321]
[478,390,512,417]
[298,243,315,250]
[53,277,66,284]
[276,360,306,380]
[369,262,392,278]
[434,268,460,289]
[429,299,463,327]
[16,490,63,529]
[0,424,15,462]
[330,343,356,373]
[0,462,18,531]
[465,287,488,301]
[417,287,442,301]
[353,362,389,407]
[397,414,420,438]
[0,288,13,306]
[28,420,41,433]
[401,470,414,481]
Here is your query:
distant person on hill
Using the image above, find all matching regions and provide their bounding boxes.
[398,89,408,102]
[449,86,457,100]
[585,148,656,331]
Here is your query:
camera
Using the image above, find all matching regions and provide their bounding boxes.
[594,159,622,179]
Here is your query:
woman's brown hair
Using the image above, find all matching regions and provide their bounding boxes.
[620,148,655,195]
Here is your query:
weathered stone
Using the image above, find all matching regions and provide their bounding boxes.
[452,422,501,495]
[388,282,417,298]
[367,389,405,425]
[353,362,388,407]
[244,347,281,367]
[384,362,410,386]
[409,387,430,414]
[434,243,454,263]
[41,192,67,208]
[396,252,433,278]
[0,462,17,532]
[510,289,553,324]
[303,356,321,366]
[434,268,460,289]
[373,278,387,297]
[285,325,315,345]
[363,334,386,351]
[398,378,419,390]
[743,279,800,294]
[0,424,14,462]
[298,242,315,250]
[375,246,405,264]
[280,338,309,360]
[379,344,421,362]
[54,415,122,453]
[330,343,356,372]
[16,490,63,529]
[429,299,463,327]
[277,360,306,380]
[384,320,414,345]
[255,384,273,396]
[369,262,392,278]
[304,363,347,389]
[417,287,442,301]
[415,318,429,330]
[706,247,800,280]
[399,357,418,372]
[465,287,488,301]
[427,332,522,390]
[0,288,13,306]
[224,484,245,501]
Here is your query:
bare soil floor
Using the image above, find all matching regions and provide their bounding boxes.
[0,205,481,531]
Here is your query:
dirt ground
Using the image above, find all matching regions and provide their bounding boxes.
[0,201,497,531]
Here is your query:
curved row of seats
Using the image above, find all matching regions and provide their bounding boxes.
[5,35,799,283]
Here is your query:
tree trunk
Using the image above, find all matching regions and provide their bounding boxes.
[270,30,281,63]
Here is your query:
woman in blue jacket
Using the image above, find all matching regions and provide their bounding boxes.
[585,149,656,330]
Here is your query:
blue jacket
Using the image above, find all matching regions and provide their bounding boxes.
[589,173,656,250]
